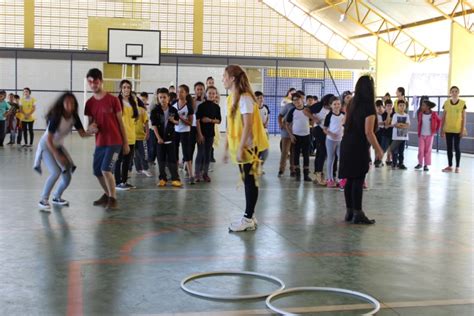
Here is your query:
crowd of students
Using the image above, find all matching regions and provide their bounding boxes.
[0,88,37,148]
[276,85,468,189]
[0,67,468,231]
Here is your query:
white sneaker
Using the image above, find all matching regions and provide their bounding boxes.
[52,198,69,206]
[142,170,153,177]
[229,217,256,232]
[116,183,130,191]
[136,170,144,175]
[38,200,51,210]
[252,215,258,226]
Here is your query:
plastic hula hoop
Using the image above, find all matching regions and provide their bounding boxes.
[265,286,381,315]
[180,271,286,300]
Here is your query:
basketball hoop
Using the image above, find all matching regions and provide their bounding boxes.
[107,28,161,65]
[125,44,143,61]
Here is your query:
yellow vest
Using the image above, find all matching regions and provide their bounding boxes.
[135,107,148,141]
[443,99,465,133]
[122,102,136,145]
[20,97,36,122]
[226,94,269,164]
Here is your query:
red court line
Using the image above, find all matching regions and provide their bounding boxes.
[67,225,474,316]
[67,261,83,316]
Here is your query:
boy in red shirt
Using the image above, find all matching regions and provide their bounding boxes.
[84,68,129,209]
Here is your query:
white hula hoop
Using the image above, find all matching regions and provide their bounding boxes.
[180,271,286,300]
[266,287,381,315]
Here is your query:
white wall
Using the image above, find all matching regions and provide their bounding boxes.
[0,57,15,89]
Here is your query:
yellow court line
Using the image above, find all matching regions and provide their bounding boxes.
[141,298,474,316]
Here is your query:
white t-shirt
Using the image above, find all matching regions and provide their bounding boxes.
[323,111,345,141]
[238,94,254,147]
[315,107,330,129]
[259,104,270,130]
[286,107,310,136]
[392,113,410,140]
[173,101,193,133]
[42,114,83,147]
[421,113,432,136]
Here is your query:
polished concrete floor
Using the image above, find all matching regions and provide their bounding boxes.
[0,133,473,316]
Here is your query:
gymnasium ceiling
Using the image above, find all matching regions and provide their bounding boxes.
[262,0,474,61]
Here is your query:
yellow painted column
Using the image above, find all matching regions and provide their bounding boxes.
[24,0,35,48]
[449,22,474,95]
[375,39,414,97]
[193,0,204,54]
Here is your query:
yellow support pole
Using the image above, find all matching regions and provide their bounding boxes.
[24,0,35,48]
[193,0,204,54]
[449,22,474,94]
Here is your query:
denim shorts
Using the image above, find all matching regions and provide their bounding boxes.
[93,145,121,176]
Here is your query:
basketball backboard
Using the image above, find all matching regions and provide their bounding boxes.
[107,28,161,65]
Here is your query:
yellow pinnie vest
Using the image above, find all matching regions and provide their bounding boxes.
[443,99,465,133]
[226,94,269,164]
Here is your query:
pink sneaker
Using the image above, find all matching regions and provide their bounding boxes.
[338,178,347,191]
[442,166,453,173]
[326,180,336,188]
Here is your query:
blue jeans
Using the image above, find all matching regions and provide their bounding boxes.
[134,140,149,171]
[195,136,214,176]
[147,128,157,163]
[35,141,72,200]
[390,140,406,166]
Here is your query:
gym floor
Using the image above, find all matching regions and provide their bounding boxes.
[0,134,473,315]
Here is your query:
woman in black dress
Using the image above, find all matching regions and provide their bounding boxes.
[339,75,383,224]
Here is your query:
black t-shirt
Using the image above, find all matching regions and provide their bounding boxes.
[196,100,222,137]
[382,112,395,137]
[344,103,376,142]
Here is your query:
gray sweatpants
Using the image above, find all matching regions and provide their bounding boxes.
[35,139,73,200]
[325,138,341,181]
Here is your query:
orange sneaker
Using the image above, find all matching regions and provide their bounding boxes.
[157,179,167,187]
[171,180,183,187]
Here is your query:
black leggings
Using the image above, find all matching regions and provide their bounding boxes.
[344,177,365,211]
[189,126,198,160]
[293,135,310,169]
[22,121,34,145]
[239,163,258,219]
[313,127,327,172]
[114,145,135,184]
[175,131,191,162]
[445,133,461,167]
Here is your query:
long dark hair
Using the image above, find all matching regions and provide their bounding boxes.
[118,79,139,119]
[132,91,146,109]
[345,75,376,132]
[45,92,79,123]
[312,93,334,114]
[178,84,194,107]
